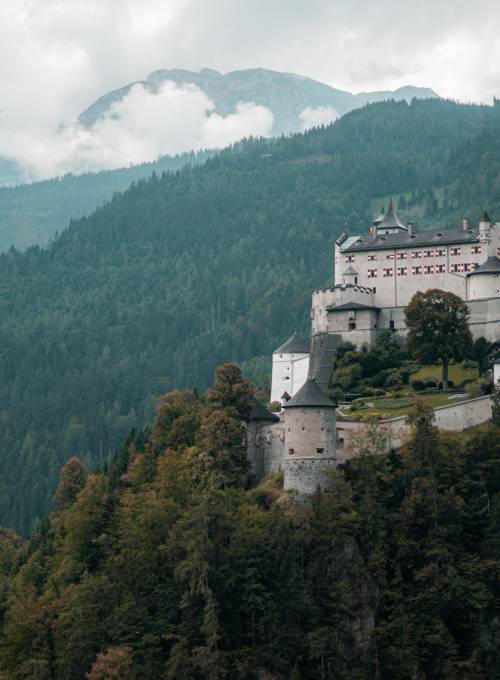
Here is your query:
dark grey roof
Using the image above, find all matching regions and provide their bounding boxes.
[467,256,500,276]
[281,391,291,400]
[377,198,407,231]
[326,302,379,312]
[373,205,385,225]
[284,378,335,409]
[482,211,491,223]
[273,331,309,354]
[343,226,480,253]
[249,400,280,422]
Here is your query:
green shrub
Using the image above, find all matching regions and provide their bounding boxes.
[412,380,425,392]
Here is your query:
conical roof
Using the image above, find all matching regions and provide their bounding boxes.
[373,204,385,225]
[377,198,407,231]
[284,378,335,409]
[467,256,500,276]
[273,331,309,354]
[482,211,491,223]
[249,399,280,421]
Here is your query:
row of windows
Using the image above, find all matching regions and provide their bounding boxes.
[367,263,479,278]
[346,245,481,263]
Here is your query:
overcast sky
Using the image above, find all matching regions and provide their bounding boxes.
[1,0,499,178]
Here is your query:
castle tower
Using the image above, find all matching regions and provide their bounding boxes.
[283,378,336,496]
[467,256,500,300]
[270,332,310,403]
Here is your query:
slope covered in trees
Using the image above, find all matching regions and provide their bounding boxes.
[0,149,213,251]
[2,98,500,532]
[0,369,498,679]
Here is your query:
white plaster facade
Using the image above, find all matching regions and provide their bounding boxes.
[270,332,310,403]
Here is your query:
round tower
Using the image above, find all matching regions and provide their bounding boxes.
[467,256,500,300]
[283,378,336,496]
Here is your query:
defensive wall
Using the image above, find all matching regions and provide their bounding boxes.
[335,395,492,463]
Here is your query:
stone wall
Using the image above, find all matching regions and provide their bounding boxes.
[336,395,492,462]
[283,457,336,495]
[246,420,284,480]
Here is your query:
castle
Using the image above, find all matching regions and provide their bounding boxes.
[247,203,500,495]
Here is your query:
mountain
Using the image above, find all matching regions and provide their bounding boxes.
[78,66,438,135]
[0,69,437,253]
[1,98,500,534]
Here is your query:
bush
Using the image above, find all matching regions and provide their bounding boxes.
[385,368,403,390]
[424,379,438,389]
[366,369,390,388]
[437,380,455,390]
[412,380,425,392]
[400,369,410,385]
[332,363,362,390]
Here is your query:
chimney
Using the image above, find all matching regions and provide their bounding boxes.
[407,222,414,236]
[463,218,470,231]
[479,211,492,239]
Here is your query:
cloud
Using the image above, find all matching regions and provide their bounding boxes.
[0,0,499,180]
[0,81,274,179]
[299,106,339,131]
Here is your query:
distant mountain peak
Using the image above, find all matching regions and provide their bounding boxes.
[77,67,438,133]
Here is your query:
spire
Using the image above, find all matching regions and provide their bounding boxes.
[482,211,491,223]
[377,197,407,231]
[373,204,385,226]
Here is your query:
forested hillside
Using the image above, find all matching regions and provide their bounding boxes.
[0,371,498,679]
[2,98,500,533]
[0,149,213,251]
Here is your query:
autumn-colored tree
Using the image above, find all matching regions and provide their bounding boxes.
[86,645,135,680]
[205,363,254,420]
[53,456,87,510]
[404,289,473,389]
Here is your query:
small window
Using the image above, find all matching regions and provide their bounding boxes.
[348,321,356,330]
[288,448,294,455]
[316,448,324,454]
[389,320,395,331]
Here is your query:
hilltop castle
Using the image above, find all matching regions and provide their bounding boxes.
[247,203,499,495]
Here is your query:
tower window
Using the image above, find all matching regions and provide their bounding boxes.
[316,448,324,454]
[389,320,395,331]
[348,320,356,330]
[288,448,295,455]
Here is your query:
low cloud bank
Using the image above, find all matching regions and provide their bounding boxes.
[0,81,274,180]
[299,105,339,131]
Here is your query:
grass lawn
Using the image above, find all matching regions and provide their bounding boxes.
[349,391,470,421]
[410,362,479,385]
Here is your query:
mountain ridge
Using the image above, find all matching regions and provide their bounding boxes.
[78,66,438,134]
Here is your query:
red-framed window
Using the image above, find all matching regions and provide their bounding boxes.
[383,267,394,277]
[398,267,407,276]
[367,269,378,278]
[424,264,433,274]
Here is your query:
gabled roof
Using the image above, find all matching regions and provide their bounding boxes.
[273,331,309,354]
[326,302,379,312]
[467,256,500,276]
[343,226,480,253]
[377,198,407,231]
[249,400,280,422]
[284,378,335,409]
[343,265,358,275]
[281,391,291,400]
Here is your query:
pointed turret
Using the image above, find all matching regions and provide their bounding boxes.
[375,198,407,233]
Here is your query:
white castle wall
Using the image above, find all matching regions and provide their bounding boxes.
[468,273,500,300]
[270,352,310,403]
